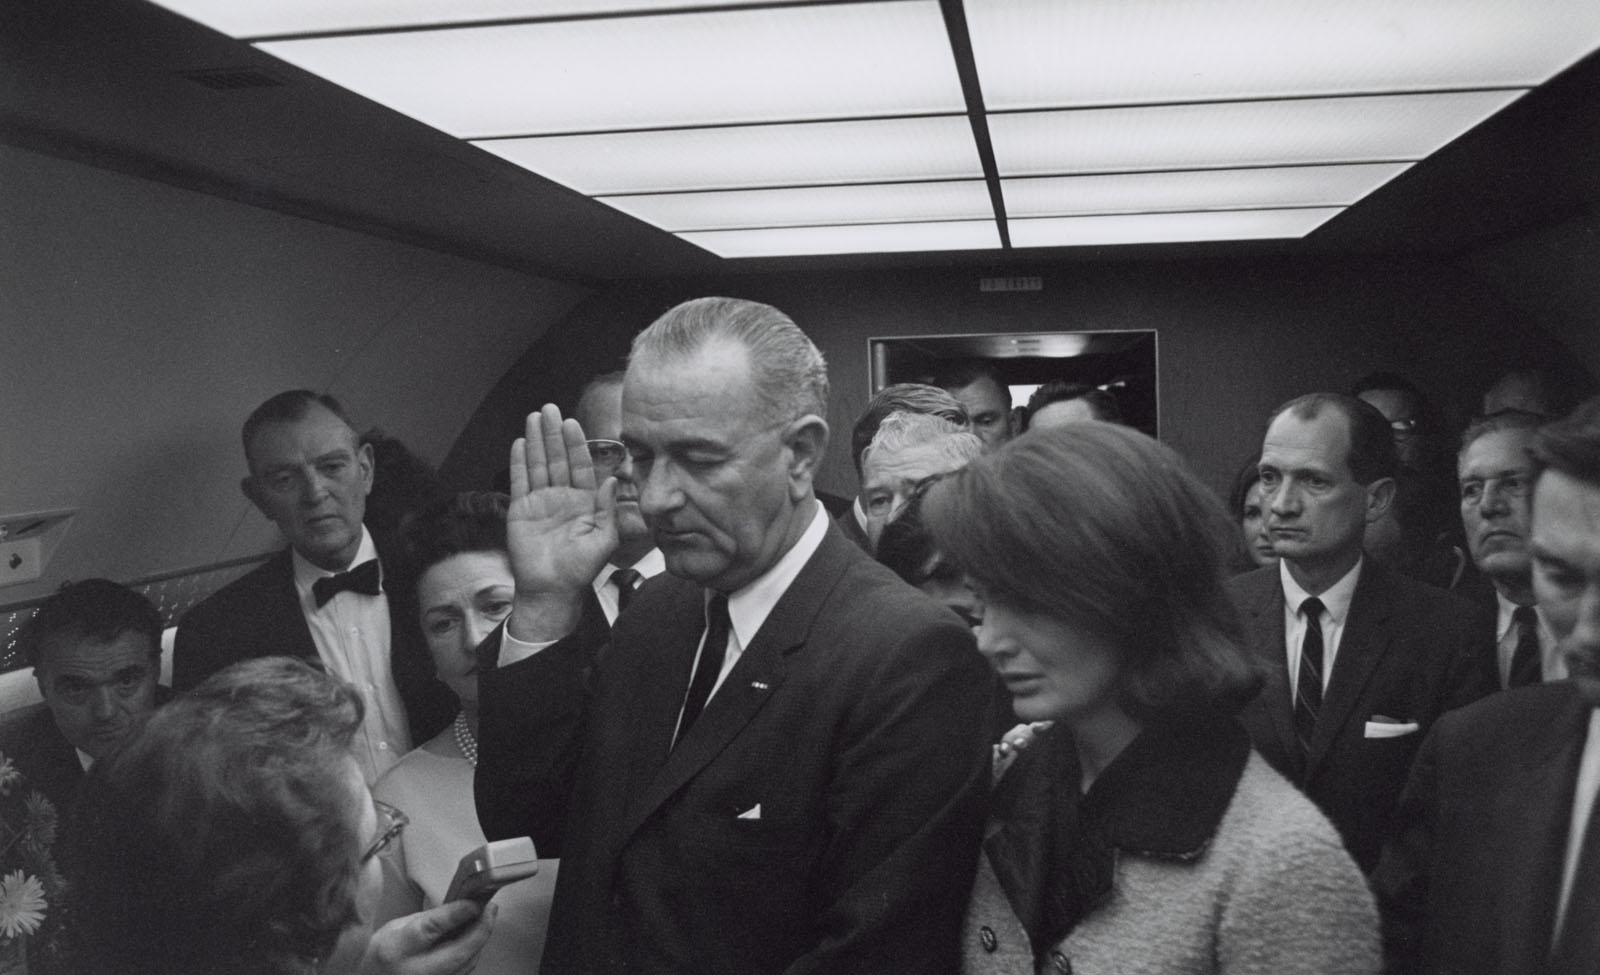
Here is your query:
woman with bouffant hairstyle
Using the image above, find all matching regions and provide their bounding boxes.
[922,423,1379,975]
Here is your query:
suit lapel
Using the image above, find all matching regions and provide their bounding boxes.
[267,550,322,664]
[614,528,849,846]
[613,586,704,825]
[1306,563,1390,778]
[1498,688,1591,970]
[1241,572,1303,778]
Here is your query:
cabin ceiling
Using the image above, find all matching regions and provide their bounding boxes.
[4,0,1599,283]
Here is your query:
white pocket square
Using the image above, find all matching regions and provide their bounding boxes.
[736,803,762,820]
[1364,720,1420,739]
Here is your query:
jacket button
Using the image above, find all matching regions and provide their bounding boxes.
[979,926,997,952]
[1050,949,1072,974]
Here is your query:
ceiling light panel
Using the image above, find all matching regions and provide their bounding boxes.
[598,181,994,232]
[475,116,984,195]
[987,91,1523,177]
[256,2,965,138]
[1002,163,1411,218]
[153,0,762,38]
[965,0,1600,110]
[680,221,1002,258]
[1009,208,1342,249]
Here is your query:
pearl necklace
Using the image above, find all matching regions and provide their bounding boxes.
[453,712,478,768]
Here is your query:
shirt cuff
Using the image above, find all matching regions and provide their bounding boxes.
[499,629,559,666]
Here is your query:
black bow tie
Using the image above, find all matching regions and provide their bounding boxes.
[312,559,381,608]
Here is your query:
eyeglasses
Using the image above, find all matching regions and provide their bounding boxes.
[1460,472,1532,505]
[361,801,408,864]
[583,439,627,477]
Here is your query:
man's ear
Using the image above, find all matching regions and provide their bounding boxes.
[356,441,376,498]
[782,415,830,502]
[1364,476,1397,524]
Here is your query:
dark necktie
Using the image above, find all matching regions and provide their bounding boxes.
[610,567,642,615]
[1550,787,1600,974]
[1294,597,1325,757]
[675,593,730,748]
[1508,605,1543,688]
[312,559,381,608]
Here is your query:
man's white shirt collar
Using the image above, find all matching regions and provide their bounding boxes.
[721,500,829,651]
[1280,556,1361,624]
[292,525,381,609]
[593,547,667,595]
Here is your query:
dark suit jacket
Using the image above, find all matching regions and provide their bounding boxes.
[1373,681,1594,974]
[172,549,454,744]
[476,524,996,975]
[1228,560,1496,872]
[0,703,85,819]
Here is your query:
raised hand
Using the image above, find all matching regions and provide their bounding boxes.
[504,404,619,642]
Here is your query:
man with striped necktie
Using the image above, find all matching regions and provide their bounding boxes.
[1226,392,1494,872]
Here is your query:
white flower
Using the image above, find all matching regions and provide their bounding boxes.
[0,871,46,939]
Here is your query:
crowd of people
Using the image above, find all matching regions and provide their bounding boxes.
[2,294,1598,975]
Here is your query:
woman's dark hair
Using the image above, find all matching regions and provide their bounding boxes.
[397,491,510,580]
[922,424,1260,720]
[1226,456,1263,523]
[18,578,162,670]
[72,658,366,975]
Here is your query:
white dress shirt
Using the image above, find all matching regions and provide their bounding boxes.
[292,527,411,784]
[1280,558,1363,700]
[1493,592,1565,685]
[590,548,667,626]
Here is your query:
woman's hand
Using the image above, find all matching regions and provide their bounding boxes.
[357,900,496,975]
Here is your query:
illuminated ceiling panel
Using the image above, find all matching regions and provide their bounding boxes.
[965,0,1600,110]
[987,91,1523,176]
[475,116,984,195]
[681,221,1002,258]
[1002,164,1411,217]
[257,1,964,137]
[153,0,762,38]
[1009,208,1343,248]
[597,181,995,232]
[147,0,1600,257]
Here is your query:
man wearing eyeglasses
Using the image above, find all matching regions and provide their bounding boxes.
[1,579,167,831]
[573,371,664,626]
[1376,395,1600,975]
[1459,410,1562,689]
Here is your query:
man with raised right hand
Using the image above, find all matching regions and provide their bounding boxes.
[475,296,995,975]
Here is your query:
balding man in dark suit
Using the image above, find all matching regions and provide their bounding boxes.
[1228,393,1494,872]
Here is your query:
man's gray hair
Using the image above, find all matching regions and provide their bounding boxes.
[630,297,829,425]
[862,412,984,472]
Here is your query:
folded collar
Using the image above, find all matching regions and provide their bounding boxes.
[985,710,1250,961]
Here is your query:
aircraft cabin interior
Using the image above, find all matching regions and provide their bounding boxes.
[3,0,1599,708]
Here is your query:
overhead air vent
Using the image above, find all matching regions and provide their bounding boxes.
[179,66,287,90]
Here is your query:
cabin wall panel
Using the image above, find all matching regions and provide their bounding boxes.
[0,144,586,604]
[450,257,1535,502]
